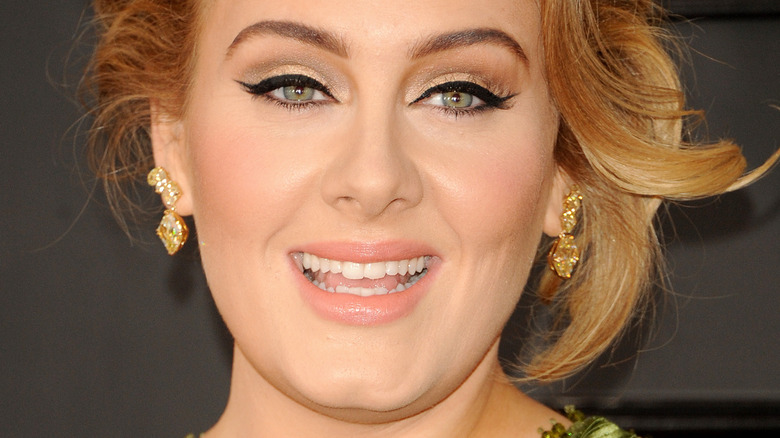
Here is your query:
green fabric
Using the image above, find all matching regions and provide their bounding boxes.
[540,405,641,438]
[567,416,641,438]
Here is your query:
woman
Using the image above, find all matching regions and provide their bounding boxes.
[83,0,776,436]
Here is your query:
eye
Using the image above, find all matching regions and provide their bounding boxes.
[238,74,334,106]
[430,90,479,109]
[412,81,514,113]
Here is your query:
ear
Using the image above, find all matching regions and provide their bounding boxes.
[542,168,572,237]
[150,101,193,216]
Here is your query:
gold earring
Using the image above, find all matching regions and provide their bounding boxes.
[547,185,582,280]
[147,167,188,255]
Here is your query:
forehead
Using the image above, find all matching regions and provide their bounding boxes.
[197,0,543,60]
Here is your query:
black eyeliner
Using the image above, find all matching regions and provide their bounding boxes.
[411,81,515,109]
[238,74,333,98]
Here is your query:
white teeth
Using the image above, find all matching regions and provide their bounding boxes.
[386,261,399,276]
[364,262,386,280]
[301,254,428,279]
[300,253,430,296]
[342,262,364,280]
[311,280,334,292]
[399,260,408,276]
[313,279,417,296]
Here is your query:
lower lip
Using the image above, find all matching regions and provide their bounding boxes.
[293,258,438,326]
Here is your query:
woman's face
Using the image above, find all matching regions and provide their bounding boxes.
[156,0,561,422]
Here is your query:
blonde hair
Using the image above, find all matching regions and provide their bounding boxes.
[527,0,777,380]
[82,0,777,381]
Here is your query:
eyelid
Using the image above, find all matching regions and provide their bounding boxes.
[411,80,515,109]
[238,74,335,99]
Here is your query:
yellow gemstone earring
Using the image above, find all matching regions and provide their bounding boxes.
[147,167,189,255]
[547,185,582,279]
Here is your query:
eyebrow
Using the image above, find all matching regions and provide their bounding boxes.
[227,20,349,58]
[227,21,527,65]
[409,28,528,64]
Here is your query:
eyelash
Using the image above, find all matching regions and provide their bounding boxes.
[412,81,516,116]
[238,75,515,115]
[238,74,334,110]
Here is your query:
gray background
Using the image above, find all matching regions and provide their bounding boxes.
[1,1,778,437]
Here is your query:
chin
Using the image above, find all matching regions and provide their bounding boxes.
[299,387,436,425]
[278,358,446,423]
[307,373,423,408]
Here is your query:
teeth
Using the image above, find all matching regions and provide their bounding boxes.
[386,262,398,276]
[342,262,364,280]
[311,276,420,296]
[301,254,429,280]
[416,257,425,273]
[300,253,430,297]
[364,262,386,280]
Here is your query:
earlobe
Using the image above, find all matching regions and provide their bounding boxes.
[542,169,572,237]
[150,102,193,216]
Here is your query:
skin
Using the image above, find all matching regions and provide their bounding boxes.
[152,0,571,436]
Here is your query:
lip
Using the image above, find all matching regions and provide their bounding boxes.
[289,241,440,325]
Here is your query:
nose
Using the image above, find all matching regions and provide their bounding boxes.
[320,109,423,220]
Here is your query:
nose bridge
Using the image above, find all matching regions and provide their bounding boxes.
[320,100,422,219]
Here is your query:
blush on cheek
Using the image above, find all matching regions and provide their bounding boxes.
[184,117,322,259]
[460,152,552,245]
[184,122,270,239]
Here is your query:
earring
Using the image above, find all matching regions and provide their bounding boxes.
[147,167,188,255]
[547,185,582,280]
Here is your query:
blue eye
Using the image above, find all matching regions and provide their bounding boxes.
[239,74,333,106]
[413,81,514,113]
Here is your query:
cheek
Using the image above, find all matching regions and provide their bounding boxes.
[180,109,313,353]
[476,154,548,235]
[418,116,557,333]
[183,114,311,249]
[429,133,555,255]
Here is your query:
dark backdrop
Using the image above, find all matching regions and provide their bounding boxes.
[1,2,778,437]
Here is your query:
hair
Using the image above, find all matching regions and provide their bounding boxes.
[82,0,777,381]
[82,0,202,231]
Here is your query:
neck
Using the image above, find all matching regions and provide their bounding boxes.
[204,340,554,438]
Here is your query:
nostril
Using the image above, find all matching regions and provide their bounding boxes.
[319,128,424,218]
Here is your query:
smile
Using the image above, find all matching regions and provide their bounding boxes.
[294,252,431,297]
